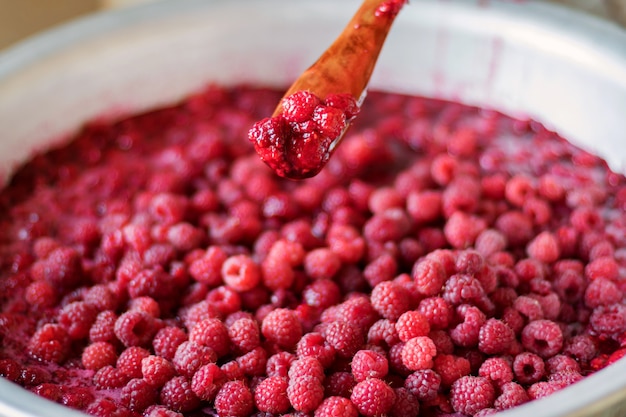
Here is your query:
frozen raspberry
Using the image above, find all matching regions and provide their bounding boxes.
[371,281,411,320]
[478,357,513,387]
[351,349,389,382]
[475,229,507,257]
[404,369,441,402]
[527,381,560,400]
[191,362,223,401]
[450,376,495,416]
[120,378,158,412]
[221,254,261,292]
[261,308,302,349]
[513,352,545,384]
[589,303,626,338]
[478,318,515,355]
[526,231,560,263]
[58,301,98,340]
[189,318,230,358]
[25,281,58,310]
[324,320,364,358]
[513,295,544,321]
[493,383,529,411]
[28,323,71,364]
[81,341,117,371]
[401,336,437,371]
[563,334,597,363]
[406,190,442,224]
[314,396,358,417]
[549,370,583,388]
[433,354,471,387]
[93,365,130,389]
[31,246,83,288]
[521,319,563,358]
[546,354,581,374]
[350,378,396,417]
[160,376,201,413]
[144,405,183,417]
[584,256,619,281]
[450,305,486,348]
[444,211,486,249]
[254,376,290,414]
[114,310,157,347]
[153,326,187,360]
[0,359,21,382]
[173,341,216,378]
[584,277,622,308]
[237,346,268,376]
[86,398,132,417]
[141,355,176,387]
[396,310,430,342]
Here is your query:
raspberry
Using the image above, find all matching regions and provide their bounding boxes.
[371,281,411,320]
[546,354,581,374]
[266,351,296,378]
[350,378,396,417]
[390,387,420,417]
[58,301,98,340]
[118,346,151,379]
[327,224,366,264]
[521,319,563,358]
[367,319,400,348]
[417,297,453,330]
[114,310,157,347]
[527,381,560,400]
[401,336,437,371]
[406,190,442,224]
[287,374,325,413]
[282,90,321,123]
[160,376,201,413]
[549,370,583,388]
[335,296,380,330]
[450,305,486,348]
[254,376,290,414]
[237,346,268,376]
[584,277,622,308]
[20,366,51,387]
[513,295,544,321]
[82,341,117,371]
[153,326,187,360]
[444,211,486,249]
[589,303,626,338]
[144,405,184,417]
[324,320,364,358]
[314,396,358,417]
[142,355,176,387]
[495,381,529,410]
[289,356,325,381]
[120,378,158,412]
[351,349,389,382]
[478,318,515,355]
[325,93,359,118]
[442,177,481,216]
[364,253,398,287]
[563,334,597,363]
[25,281,58,310]
[303,279,341,309]
[89,312,118,342]
[478,357,513,387]
[513,352,545,384]
[205,285,242,316]
[304,248,342,280]
[475,229,507,257]
[228,317,261,353]
[181,300,221,330]
[396,310,430,342]
[526,231,560,263]
[261,256,295,291]
[189,318,230,358]
[433,354,471,387]
[173,341,216,378]
[261,308,302,349]
[61,387,94,410]
[191,362,224,401]
[404,369,441,402]
[222,254,261,292]
[0,359,21,382]
[28,323,71,364]
[31,246,83,288]
[93,365,130,389]
[86,398,133,417]
[450,376,495,416]
[128,296,161,317]
[584,256,619,281]
[189,246,227,286]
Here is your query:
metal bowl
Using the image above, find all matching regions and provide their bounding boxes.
[0,1,625,416]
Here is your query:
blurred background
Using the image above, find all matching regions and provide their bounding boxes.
[0,0,624,51]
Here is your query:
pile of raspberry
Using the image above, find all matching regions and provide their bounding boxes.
[0,85,625,417]
[248,90,359,179]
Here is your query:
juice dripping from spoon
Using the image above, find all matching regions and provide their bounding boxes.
[248,0,407,179]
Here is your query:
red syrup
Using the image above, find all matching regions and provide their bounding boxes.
[0,85,625,417]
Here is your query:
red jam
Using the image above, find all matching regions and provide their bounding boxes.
[248,91,359,179]
[1,85,625,417]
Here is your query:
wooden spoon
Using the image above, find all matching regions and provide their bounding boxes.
[248,0,406,179]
